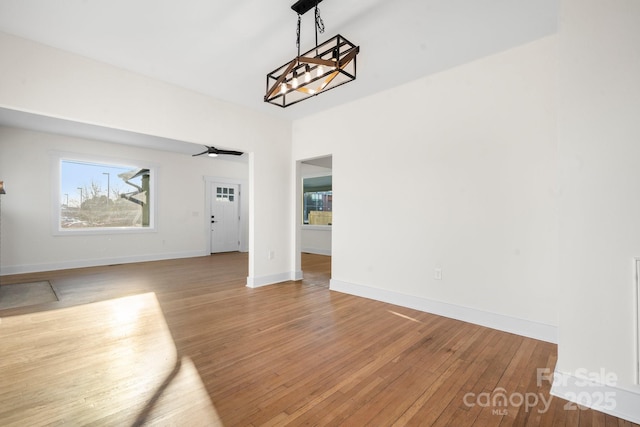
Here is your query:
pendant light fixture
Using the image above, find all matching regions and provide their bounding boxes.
[264,0,360,108]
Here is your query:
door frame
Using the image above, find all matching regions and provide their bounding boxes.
[204,176,246,254]
[295,156,333,280]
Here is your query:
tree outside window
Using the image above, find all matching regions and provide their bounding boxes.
[60,159,153,230]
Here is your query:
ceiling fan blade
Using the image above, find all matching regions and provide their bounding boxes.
[192,149,209,156]
[193,145,243,157]
[216,149,244,156]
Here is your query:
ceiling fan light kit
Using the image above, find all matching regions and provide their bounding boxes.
[264,0,360,108]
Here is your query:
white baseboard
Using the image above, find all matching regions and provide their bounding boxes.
[301,247,332,256]
[329,279,558,344]
[550,370,640,424]
[1,250,209,275]
[246,271,301,288]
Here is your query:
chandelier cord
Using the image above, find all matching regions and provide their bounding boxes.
[296,14,301,58]
[315,4,324,55]
[315,5,325,35]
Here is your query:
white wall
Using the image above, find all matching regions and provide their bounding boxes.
[0,126,248,273]
[0,32,293,285]
[301,227,331,256]
[293,36,558,341]
[553,0,640,421]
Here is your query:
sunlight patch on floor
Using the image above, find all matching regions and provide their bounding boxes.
[0,292,223,426]
[388,310,423,324]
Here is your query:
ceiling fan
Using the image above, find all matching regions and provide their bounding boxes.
[192,145,244,158]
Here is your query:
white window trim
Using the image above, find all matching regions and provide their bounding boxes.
[302,224,331,230]
[50,150,158,236]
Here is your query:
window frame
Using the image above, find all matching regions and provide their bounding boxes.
[51,151,158,236]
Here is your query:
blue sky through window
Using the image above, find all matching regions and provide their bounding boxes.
[60,160,136,207]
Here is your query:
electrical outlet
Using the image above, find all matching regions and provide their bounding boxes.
[268,250,275,260]
[434,268,442,280]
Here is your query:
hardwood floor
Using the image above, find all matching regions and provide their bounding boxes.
[0,252,637,426]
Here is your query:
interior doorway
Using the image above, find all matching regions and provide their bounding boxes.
[296,155,333,281]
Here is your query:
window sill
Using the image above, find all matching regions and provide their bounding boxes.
[302,224,332,231]
[53,227,156,236]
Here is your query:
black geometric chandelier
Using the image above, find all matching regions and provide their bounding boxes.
[264,0,360,108]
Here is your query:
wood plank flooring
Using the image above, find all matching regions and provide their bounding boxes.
[0,252,638,426]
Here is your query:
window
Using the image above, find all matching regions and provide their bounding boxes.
[303,175,332,225]
[57,157,155,233]
[216,186,235,202]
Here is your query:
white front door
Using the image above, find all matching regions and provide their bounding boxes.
[211,183,240,253]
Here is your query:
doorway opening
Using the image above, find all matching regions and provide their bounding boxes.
[296,155,333,282]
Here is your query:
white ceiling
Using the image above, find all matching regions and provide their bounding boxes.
[0,0,558,149]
